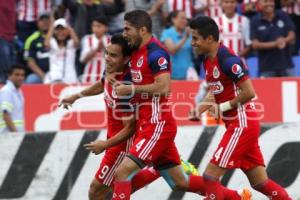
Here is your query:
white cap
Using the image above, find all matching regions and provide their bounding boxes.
[54,18,67,28]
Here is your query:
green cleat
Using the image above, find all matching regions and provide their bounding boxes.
[181,159,199,175]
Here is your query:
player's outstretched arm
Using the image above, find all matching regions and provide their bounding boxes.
[135,73,170,95]
[114,73,171,97]
[59,81,104,109]
[84,115,135,154]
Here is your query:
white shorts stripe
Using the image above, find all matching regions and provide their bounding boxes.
[139,121,165,160]
[138,122,161,158]
[140,121,165,160]
[102,152,125,185]
[220,128,243,167]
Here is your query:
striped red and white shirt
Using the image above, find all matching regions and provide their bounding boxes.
[18,0,51,22]
[168,0,194,18]
[80,34,110,83]
[197,0,222,19]
[282,2,300,16]
[214,14,251,55]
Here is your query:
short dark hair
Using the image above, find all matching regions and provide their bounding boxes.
[124,10,152,33]
[93,15,109,26]
[189,16,219,41]
[8,64,25,75]
[110,34,132,57]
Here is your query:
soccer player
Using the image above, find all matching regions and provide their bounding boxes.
[60,34,160,200]
[189,16,292,199]
[110,10,249,200]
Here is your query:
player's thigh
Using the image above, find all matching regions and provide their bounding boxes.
[95,150,127,187]
[244,165,268,186]
[114,156,141,181]
[204,162,227,178]
[89,178,110,196]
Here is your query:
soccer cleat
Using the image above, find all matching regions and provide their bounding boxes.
[238,188,252,200]
[181,158,199,175]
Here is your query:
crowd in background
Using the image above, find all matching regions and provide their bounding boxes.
[0,0,300,84]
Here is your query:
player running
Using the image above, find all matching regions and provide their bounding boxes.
[189,16,292,200]
[110,10,250,200]
[60,34,160,200]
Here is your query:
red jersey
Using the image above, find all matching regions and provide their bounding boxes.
[129,37,176,128]
[204,44,258,128]
[103,69,134,150]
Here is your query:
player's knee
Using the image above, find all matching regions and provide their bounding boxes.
[88,180,107,200]
[173,180,189,191]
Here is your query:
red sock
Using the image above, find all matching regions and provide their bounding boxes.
[131,167,160,192]
[253,179,291,200]
[222,186,240,200]
[112,181,131,200]
[187,175,206,195]
[203,177,224,200]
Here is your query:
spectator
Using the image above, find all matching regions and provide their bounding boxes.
[251,0,296,77]
[17,0,52,44]
[215,0,251,57]
[160,11,196,80]
[0,1,17,84]
[24,13,51,84]
[240,0,259,18]
[0,64,25,133]
[80,16,110,83]
[196,0,223,19]
[281,0,300,54]
[62,0,125,39]
[126,0,169,38]
[44,18,79,84]
[168,0,205,19]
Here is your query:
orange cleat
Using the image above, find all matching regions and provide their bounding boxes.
[239,188,252,200]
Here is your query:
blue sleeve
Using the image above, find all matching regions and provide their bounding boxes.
[250,16,259,40]
[221,56,249,83]
[280,11,296,32]
[148,50,171,75]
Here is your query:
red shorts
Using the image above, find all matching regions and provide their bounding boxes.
[128,121,181,169]
[210,123,265,171]
[95,138,134,186]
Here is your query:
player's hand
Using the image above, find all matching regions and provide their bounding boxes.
[106,72,122,86]
[59,94,79,110]
[84,140,108,155]
[114,84,133,97]
[188,108,200,121]
[208,104,220,120]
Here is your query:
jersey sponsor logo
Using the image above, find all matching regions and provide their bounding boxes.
[131,69,143,83]
[213,66,220,78]
[137,56,143,67]
[207,81,224,94]
[231,64,243,75]
[158,57,168,70]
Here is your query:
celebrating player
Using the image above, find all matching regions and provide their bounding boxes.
[189,16,292,200]
[60,34,160,200]
[109,10,250,200]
